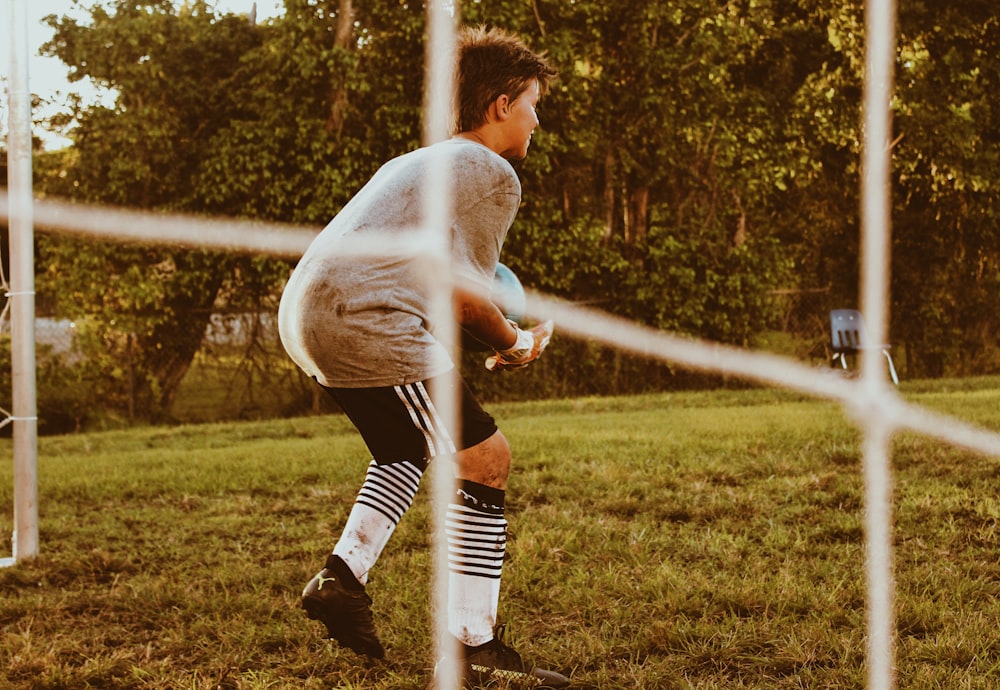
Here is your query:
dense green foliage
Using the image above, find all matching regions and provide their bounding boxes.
[3,384,1000,686]
[3,0,998,424]
[32,2,291,418]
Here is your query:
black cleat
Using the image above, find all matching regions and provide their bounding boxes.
[301,554,385,659]
[436,624,570,688]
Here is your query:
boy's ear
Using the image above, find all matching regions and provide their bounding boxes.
[492,93,512,121]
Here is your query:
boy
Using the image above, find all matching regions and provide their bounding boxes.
[277,26,567,688]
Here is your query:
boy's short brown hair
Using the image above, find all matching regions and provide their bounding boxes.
[455,26,557,134]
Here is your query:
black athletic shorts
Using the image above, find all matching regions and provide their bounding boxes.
[321,373,497,468]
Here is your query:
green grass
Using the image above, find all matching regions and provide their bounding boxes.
[2,382,1000,688]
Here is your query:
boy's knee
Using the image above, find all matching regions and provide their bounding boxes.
[456,430,511,489]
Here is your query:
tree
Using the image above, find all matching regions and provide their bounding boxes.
[37,0,434,420]
[891,0,1000,375]
[31,0,1000,425]
[39,1,287,418]
[193,0,427,223]
[464,0,811,346]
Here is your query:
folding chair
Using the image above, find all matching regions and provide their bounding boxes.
[829,309,899,384]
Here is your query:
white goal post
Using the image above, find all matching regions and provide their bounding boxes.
[2,0,39,569]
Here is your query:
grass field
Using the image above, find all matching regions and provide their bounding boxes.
[2,380,1000,688]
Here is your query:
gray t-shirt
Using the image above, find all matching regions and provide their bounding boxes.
[278,138,522,387]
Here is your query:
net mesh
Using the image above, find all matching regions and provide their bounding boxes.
[5,1,996,688]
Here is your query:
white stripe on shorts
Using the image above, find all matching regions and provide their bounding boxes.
[394,381,457,458]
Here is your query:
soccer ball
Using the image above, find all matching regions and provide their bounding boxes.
[491,262,526,324]
[461,262,527,352]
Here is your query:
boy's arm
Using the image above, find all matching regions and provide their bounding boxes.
[453,284,518,351]
[453,285,553,371]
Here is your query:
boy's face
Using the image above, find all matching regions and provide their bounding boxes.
[497,79,541,160]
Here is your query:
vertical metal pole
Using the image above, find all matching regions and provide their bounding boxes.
[860,0,898,687]
[6,0,40,564]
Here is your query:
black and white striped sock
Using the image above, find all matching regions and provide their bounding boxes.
[334,458,424,584]
[447,479,507,646]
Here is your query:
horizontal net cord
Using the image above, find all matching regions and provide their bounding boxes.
[0,193,460,264]
[0,193,320,258]
[3,194,999,461]
[526,291,1000,458]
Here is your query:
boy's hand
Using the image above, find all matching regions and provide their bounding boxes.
[485,320,554,372]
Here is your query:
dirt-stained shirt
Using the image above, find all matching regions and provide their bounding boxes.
[277,138,521,388]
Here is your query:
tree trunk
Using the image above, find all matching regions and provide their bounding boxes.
[326,0,354,137]
[146,297,220,416]
[732,191,747,248]
[625,185,650,248]
[602,148,617,241]
[141,257,227,418]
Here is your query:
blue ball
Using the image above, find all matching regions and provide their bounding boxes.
[491,262,526,324]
